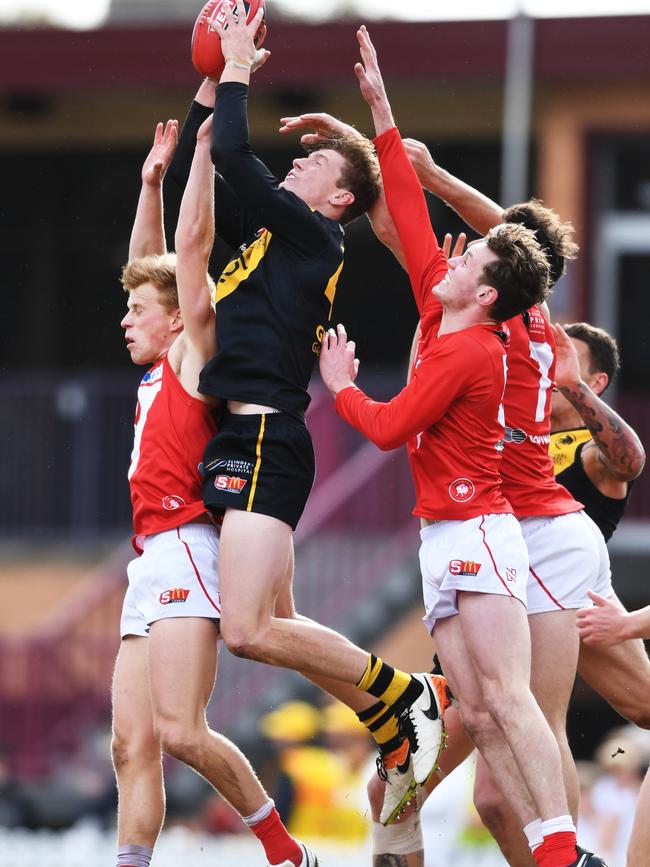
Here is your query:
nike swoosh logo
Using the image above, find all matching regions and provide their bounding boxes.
[396,755,411,774]
[422,677,440,722]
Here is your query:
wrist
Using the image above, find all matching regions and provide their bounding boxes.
[625,610,644,640]
[224,55,253,70]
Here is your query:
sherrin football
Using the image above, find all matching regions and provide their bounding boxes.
[191,0,267,80]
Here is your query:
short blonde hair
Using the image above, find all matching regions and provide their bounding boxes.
[121,253,179,313]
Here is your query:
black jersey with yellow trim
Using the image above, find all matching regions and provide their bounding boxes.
[182,83,345,418]
[550,427,630,542]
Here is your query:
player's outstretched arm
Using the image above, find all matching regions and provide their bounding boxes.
[403,138,504,236]
[577,592,650,645]
[174,115,216,362]
[552,324,646,482]
[129,119,178,260]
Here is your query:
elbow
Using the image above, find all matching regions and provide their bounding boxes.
[372,433,402,451]
[210,134,235,174]
[628,447,646,481]
[175,226,213,260]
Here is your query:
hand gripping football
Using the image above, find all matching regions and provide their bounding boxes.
[191,0,267,79]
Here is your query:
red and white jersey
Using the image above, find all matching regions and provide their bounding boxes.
[500,308,582,517]
[129,354,217,544]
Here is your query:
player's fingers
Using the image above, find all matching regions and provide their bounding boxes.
[441,233,452,258]
[452,233,467,258]
[587,590,608,606]
[353,359,360,377]
[346,340,356,354]
[336,323,348,345]
[154,121,163,144]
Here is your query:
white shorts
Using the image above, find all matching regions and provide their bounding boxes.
[420,513,529,634]
[522,510,612,615]
[120,523,221,638]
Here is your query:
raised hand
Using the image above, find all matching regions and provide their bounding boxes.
[355,25,388,107]
[142,120,178,187]
[441,232,467,260]
[576,591,633,646]
[552,323,582,391]
[278,112,363,146]
[208,0,268,70]
[319,323,359,397]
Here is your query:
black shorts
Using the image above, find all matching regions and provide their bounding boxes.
[201,411,315,531]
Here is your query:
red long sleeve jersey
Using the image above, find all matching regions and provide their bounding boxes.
[336,127,512,521]
[500,308,583,517]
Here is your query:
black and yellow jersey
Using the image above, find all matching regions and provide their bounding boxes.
[171,86,344,419]
[550,427,629,542]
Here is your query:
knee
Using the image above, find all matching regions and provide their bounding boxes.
[473,778,508,835]
[154,719,200,765]
[219,617,268,660]
[458,705,497,747]
[111,727,160,774]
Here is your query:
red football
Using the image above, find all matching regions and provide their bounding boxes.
[191,0,267,80]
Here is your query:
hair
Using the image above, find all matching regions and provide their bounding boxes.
[482,223,551,322]
[563,322,620,391]
[307,135,382,225]
[121,253,180,313]
[503,199,578,287]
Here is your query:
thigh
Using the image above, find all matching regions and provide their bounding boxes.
[148,617,219,726]
[219,508,293,624]
[523,512,601,615]
[112,635,155,741]
[529,610,580,727]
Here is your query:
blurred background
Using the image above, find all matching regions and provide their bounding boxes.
[1,0,649,864]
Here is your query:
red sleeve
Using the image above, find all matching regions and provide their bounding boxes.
[335,335,487,450]
[374,127,449,316]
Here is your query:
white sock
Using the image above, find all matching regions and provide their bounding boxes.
[372,810,423,856]
[541,815,576,837]
[523,818,544,851]
[116,844,153,867]
[242,798,275,827]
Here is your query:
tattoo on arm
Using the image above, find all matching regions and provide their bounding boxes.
[559,382,646,480]
[374,854,424,867]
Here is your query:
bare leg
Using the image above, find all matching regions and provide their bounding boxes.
[627,767,650,867]
[219,510,374,682]
[437,593,570,822]
[148,617,268,815]
[578,595,650,729]
[112,636,164,848]
[472,609,580,865]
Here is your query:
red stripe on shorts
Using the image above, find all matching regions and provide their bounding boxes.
[176,527,221,614]
[529,565,566,610]
[479,516,515,598]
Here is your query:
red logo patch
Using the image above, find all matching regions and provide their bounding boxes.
[449,559,481,577]
[162,495,185,511]
[160,588,190,605]
[214,475,248,493]
[448,478,476,503]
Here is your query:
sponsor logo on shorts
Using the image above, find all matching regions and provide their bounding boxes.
[162,495,185,511]
[505,568,518,583]
[214,474,248,493]
[206,458,254,475]
[448,478,476,503]
[160,587,190,605]
[449,559,481,577]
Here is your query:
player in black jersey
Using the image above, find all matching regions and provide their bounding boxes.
[550,322,645,541]
[167,2,450,807]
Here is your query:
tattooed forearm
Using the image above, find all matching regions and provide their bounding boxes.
[373,854,424,867]
[560,381,646,480]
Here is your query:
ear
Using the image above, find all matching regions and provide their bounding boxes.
[476,285,498,308]
[590,370,609,396]
[330,189,355,209]
[169,307,183,334]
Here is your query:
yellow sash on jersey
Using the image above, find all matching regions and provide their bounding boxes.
[549,428,592,476]
[213,230,272,305]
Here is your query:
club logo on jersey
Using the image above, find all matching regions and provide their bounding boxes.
[160,587,190,605]
[448,478,476,503]
[162,495,185,511]
[505,568,518,583]
[312,324,326,356]
[214,475,248,493]
[141,363,164,386]
[449,559,481,577]
[504,426,528,444]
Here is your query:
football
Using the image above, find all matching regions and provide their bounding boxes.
[191,0,267,80]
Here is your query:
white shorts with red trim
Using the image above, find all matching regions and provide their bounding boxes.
[120,523,221,638]
[522,510,611,615]
[420,513,528,634]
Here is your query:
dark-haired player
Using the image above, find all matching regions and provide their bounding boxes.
[166,0,447,795]
[318,26,593,867]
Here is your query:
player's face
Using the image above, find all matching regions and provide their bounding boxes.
[280,149,349,208]
[121,283,180,365]
[433,240,499,310]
